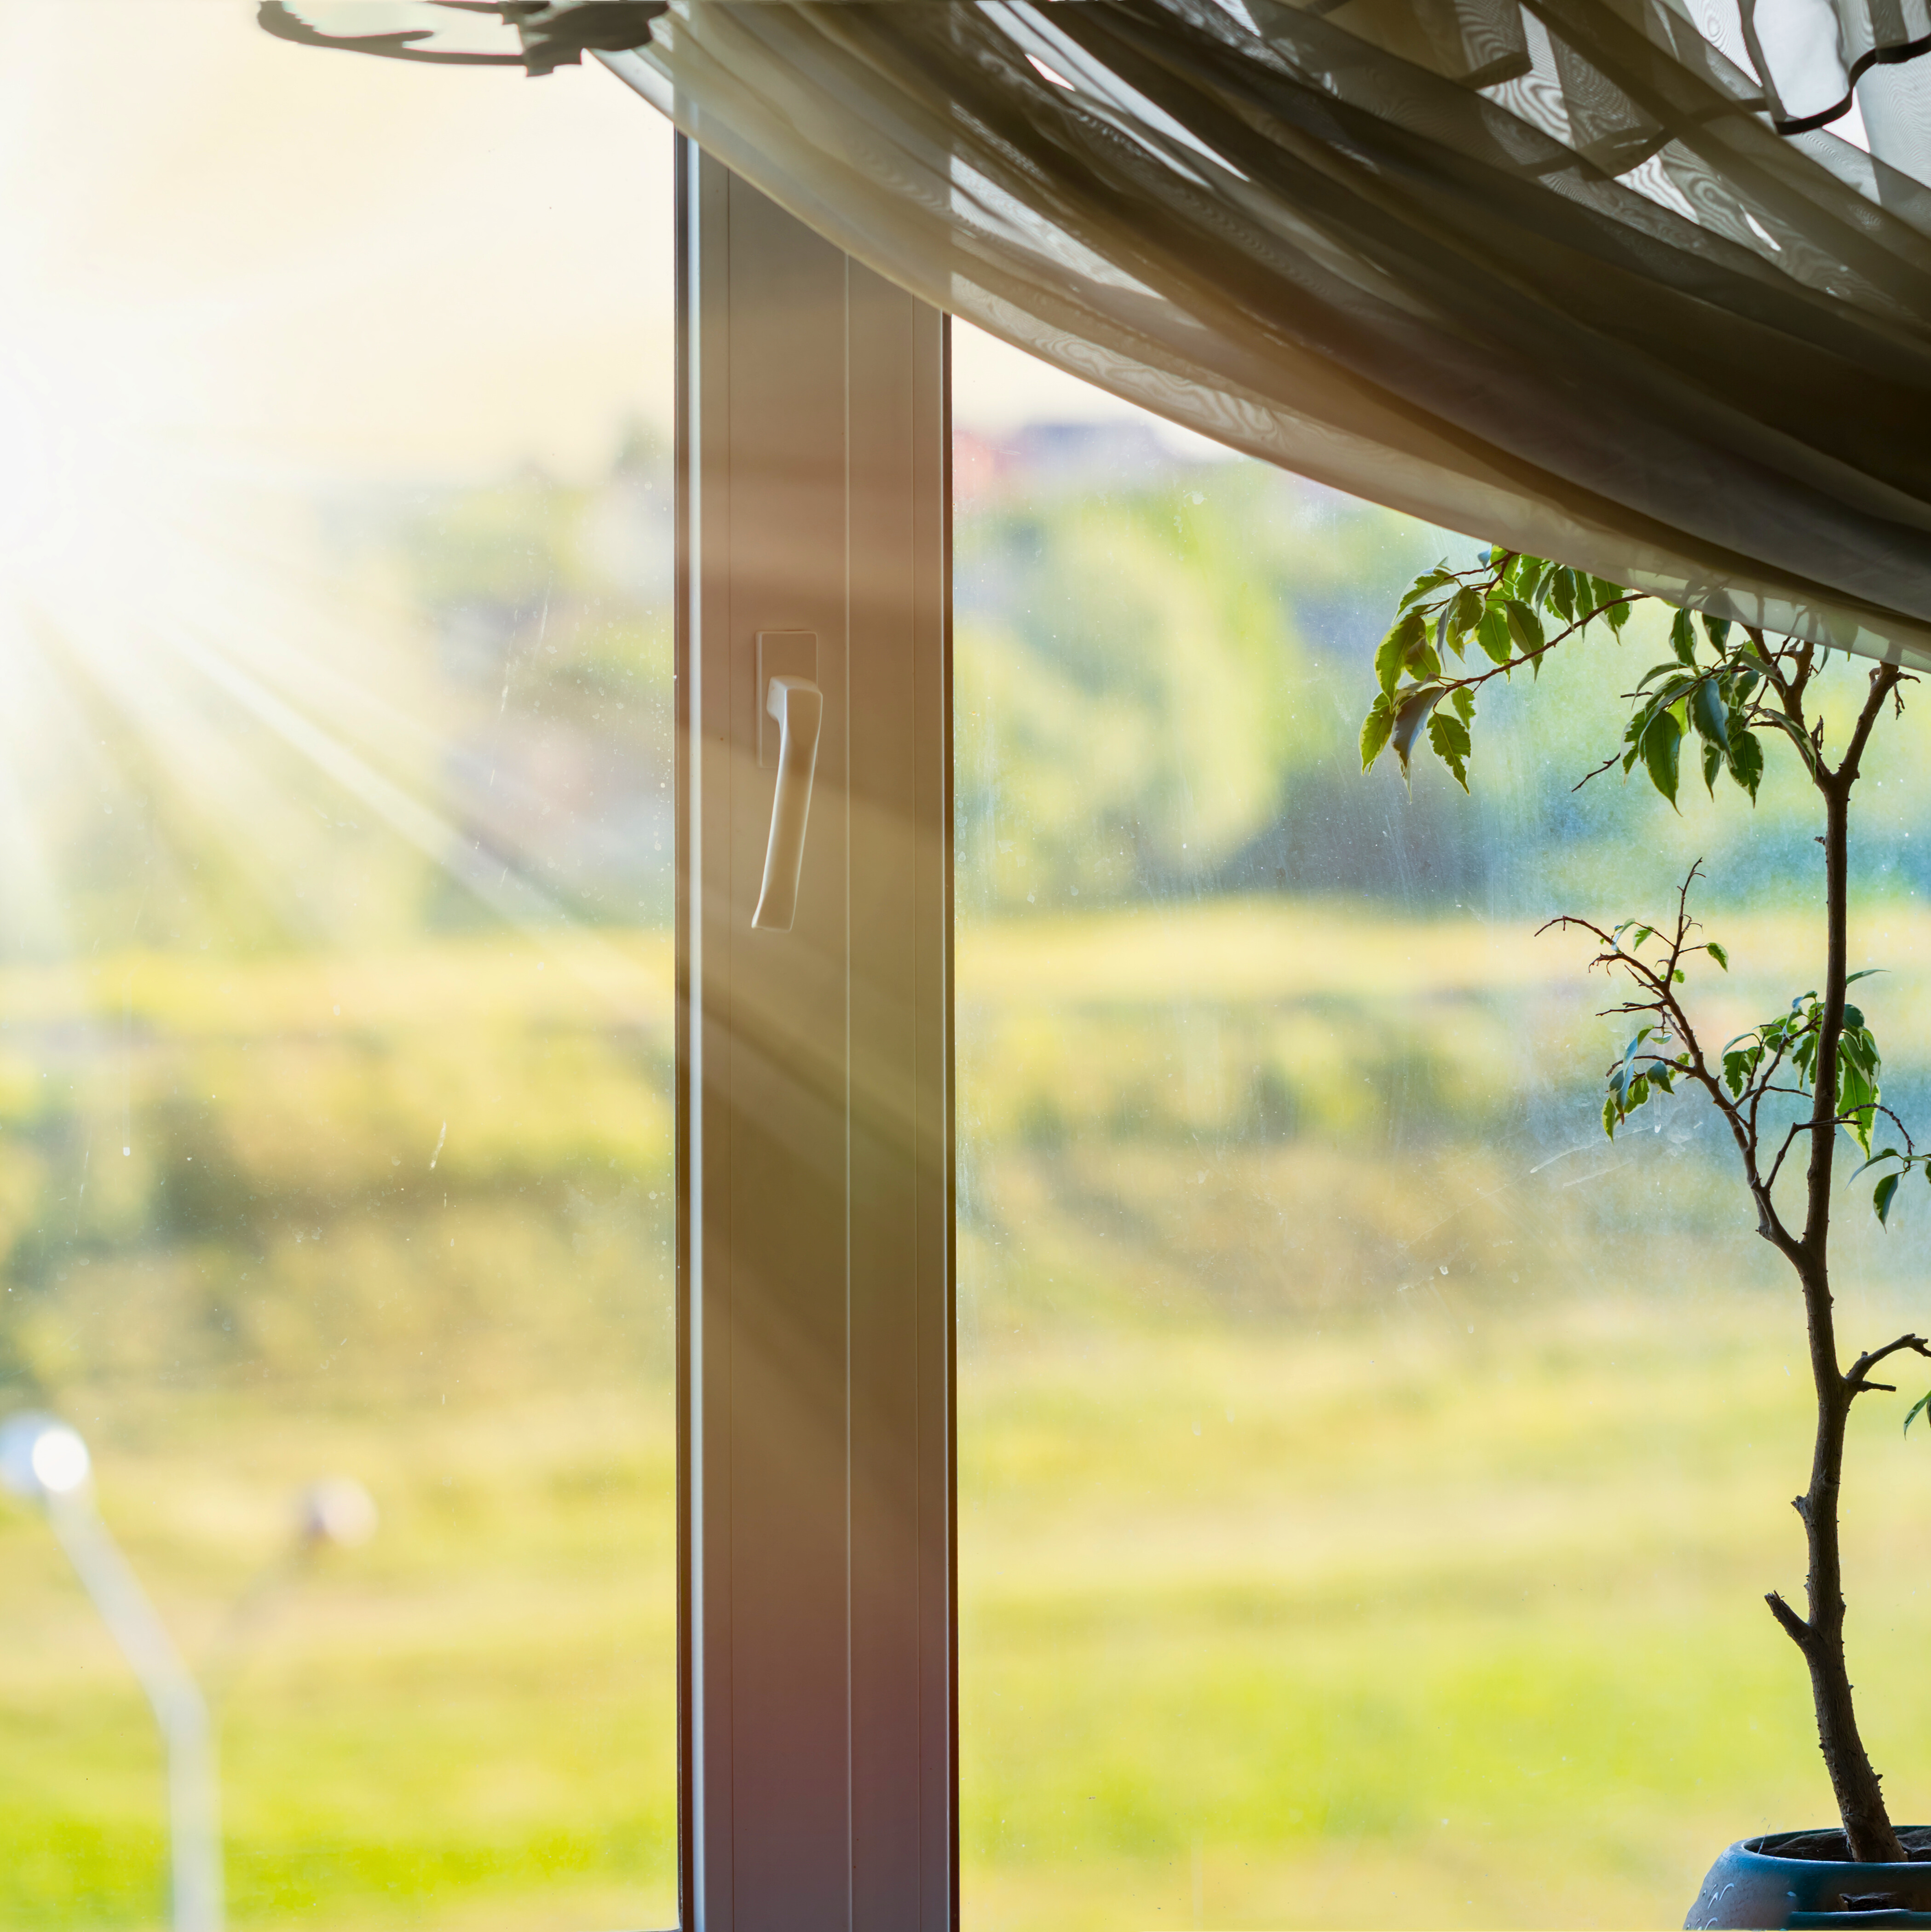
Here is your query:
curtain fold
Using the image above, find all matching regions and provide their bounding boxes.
[262,0,1931,666]
[588,0,1931,668]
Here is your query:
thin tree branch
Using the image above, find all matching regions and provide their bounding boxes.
[1765,1119,1810,1194]
[1428,596,1650,702]
[1786,639,1817,723]
[1838,663,1904,788]
[1845,1333,1931,1396]
[1764,1108,1893,1195]
[1802,664,1904,1259]
[1546,866,1793,1244]
[1570,750,1621,793]
[1766,1588,1814,1650]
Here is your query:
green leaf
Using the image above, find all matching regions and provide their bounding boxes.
[1450,585,1483,642]
[1707,942,1729,971]
[1629,686,1693,748]
[1506,599,1545,656]
[1838,1057,1878,1158]
[1702,736,1723,797]
[1608,1029,1653,1111]
[1847,969,1884,985]
[1850,1146,1902,1180]
[1702,613,1732,650]
[1841,1031,1881,1095]
[1360,695,1395,771]
[1759,710,1819,776]
[1428,711,1472,790]
[1390,685,1447,777]
[1450,686,1475,723]
[1376,609,1426,698]
[1670,609,1697,666]
[1906,1389,1931,1438]
[1641,707,1683,810]
[1548,567,1577,621]
[1727,727,1764,802]
[1875,1172,1900,1225]
[1690,677,1730,750]
[1474,605,1513,665]
[1399,565,1455,611]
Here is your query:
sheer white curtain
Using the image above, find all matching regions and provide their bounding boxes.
[270,0,1931,665]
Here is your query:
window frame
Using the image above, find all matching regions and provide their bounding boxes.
[673,137,957,1932]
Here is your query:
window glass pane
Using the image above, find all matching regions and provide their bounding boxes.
[0,13,676,1929]
[953,324,1931,1928]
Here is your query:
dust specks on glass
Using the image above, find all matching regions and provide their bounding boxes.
[0,11,675,1927]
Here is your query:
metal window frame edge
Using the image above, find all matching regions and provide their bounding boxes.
[673,132,957,1932]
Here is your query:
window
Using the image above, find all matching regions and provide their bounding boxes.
[1,14,677,1927]
[675,148,954,1929]
[15,14,1919,1932]
[951,334,1931,1929]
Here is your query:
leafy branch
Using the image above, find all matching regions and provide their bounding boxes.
[1546,866,1903,1246]
[1359,550,1830,806]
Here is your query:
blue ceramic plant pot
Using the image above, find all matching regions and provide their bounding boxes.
[1687,1831,1931,1928]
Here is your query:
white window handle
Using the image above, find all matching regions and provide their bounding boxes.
[751,673,823,931]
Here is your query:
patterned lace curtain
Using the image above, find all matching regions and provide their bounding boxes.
[270,0,1931,666]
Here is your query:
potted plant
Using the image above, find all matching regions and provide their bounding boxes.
[1362,552,1931,1928]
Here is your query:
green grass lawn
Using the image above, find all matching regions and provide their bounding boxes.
[10,903,1931,1927]
[958,1296,1931,1928]
[955,898,1931,1928]
[0,1387,680,1931]
[23,1293,1919,1932]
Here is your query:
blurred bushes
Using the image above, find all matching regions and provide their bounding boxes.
[956,438,1931,925]
[0,936,672,1409]
[956,456,1417,911]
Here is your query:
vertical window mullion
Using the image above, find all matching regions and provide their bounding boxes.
[676,141,954,1932]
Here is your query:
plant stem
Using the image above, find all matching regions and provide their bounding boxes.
[1766,673,1904,1863]
[1781,1265,1900,1860]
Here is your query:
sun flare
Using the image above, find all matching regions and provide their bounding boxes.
[0,0,675,981]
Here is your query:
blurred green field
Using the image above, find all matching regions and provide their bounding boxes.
[953,898,1931,1930]
[0,930,680,1932]
[10,898,1931,1928]
[0,1388,679,1931]
[958,1300,1931,1930]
